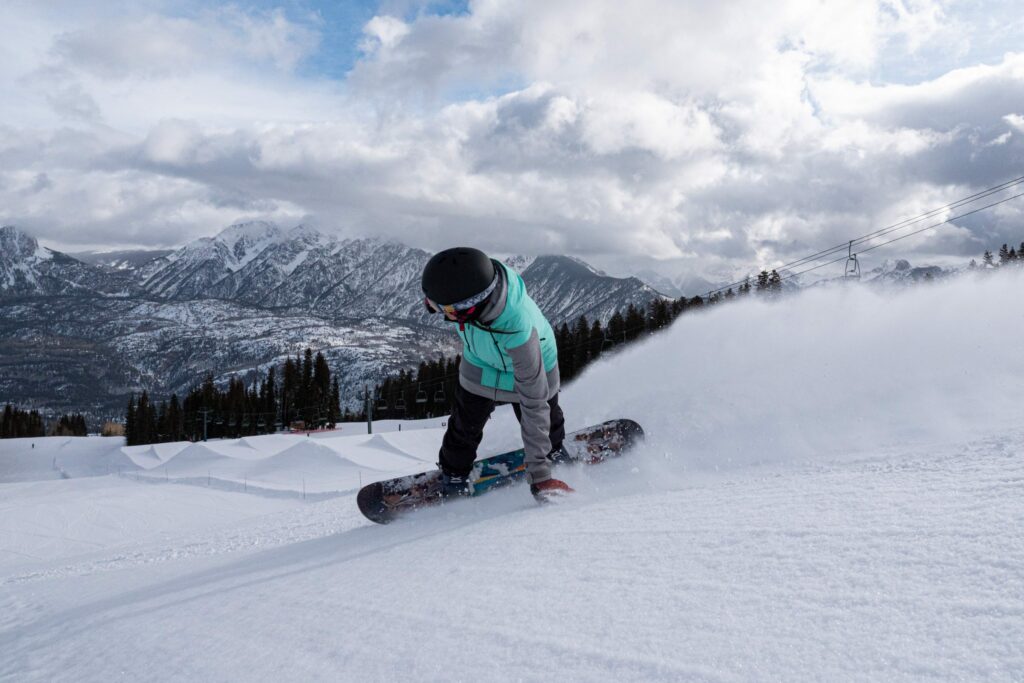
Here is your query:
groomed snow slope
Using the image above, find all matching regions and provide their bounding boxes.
[2,270,1023,681]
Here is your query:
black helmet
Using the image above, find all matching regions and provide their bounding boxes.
[421,247,496,307]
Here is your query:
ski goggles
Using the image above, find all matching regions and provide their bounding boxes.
[424,275,499,318]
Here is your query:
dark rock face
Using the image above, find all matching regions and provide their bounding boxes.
[519,255,663,323]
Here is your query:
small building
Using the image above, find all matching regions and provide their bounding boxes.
[102,421,125,437]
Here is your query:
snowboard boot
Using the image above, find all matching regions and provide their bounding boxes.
[440,472,471,499]
[530,477,575,502]
[547,443,572,465]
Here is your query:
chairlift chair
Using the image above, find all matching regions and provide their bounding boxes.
[415,386,428,404]
[395,397,407,412]
[433,388,447,403]
[845,253,861,279]
[845,241,861,280]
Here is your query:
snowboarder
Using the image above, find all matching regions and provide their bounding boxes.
[422,247,574,501]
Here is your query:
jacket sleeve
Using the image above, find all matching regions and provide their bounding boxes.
[506,327,552,484]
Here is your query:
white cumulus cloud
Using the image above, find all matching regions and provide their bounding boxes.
[0,0,1021,281]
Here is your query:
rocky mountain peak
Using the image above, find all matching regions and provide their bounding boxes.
[1,225,48,262]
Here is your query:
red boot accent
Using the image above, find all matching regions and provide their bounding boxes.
[530,478,575,501]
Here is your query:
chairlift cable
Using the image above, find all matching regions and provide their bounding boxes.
[776,190,1024,283]
[704,175,1024,297]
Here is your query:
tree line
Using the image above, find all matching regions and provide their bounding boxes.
[0,405,88,438]
[1,405,45,438]
[124,348,345,446]
[50,414,88,436]
[976,241,1024,268]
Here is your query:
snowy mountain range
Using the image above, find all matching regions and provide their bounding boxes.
[2,221,963,420]
[0,223,661,418]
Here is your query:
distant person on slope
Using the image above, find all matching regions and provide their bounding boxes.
[422,247,574,501]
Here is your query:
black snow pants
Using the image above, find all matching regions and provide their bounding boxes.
[438,382,566,478]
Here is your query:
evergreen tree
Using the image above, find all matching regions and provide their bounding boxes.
[572,315,591,371]
[301,348,314,423]
[156,401,169,441]
[756,270,770,292]
[167,394,183,442]
[136,392,151,445]
[125,395,137,446]
[998,243,1011,265]
[647,299,670,330]
[670,297,686,318]
[313,352,331,424]
[983,250,994,267]
[588,318,606,361]
[329,376,341,427]
[607,310,625,346]
[263,366,277,430]
[282,357,298,427]
[556,322,575,380]
[623,304,645,340]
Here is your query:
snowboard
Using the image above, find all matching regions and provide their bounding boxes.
[357,418,644,524]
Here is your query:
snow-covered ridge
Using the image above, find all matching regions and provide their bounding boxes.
[0,225,122,296]
[502,254,536,273]
[1,225,50,288]
[138,222,433,317]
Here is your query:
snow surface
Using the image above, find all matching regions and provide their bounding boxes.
[2,270,1023,681]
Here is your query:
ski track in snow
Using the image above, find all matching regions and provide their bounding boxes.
[2,269,1024,681]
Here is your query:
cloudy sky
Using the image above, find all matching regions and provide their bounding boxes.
[1,0,1022,280]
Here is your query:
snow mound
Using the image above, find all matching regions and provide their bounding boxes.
[245,441,357,478]
[239,434,293,453]
[325,434,428,472]
[122,445,163,469]
[361,433,418,458]
[160,443,238,473]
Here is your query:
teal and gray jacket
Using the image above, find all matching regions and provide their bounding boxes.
[457,262,560,484]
